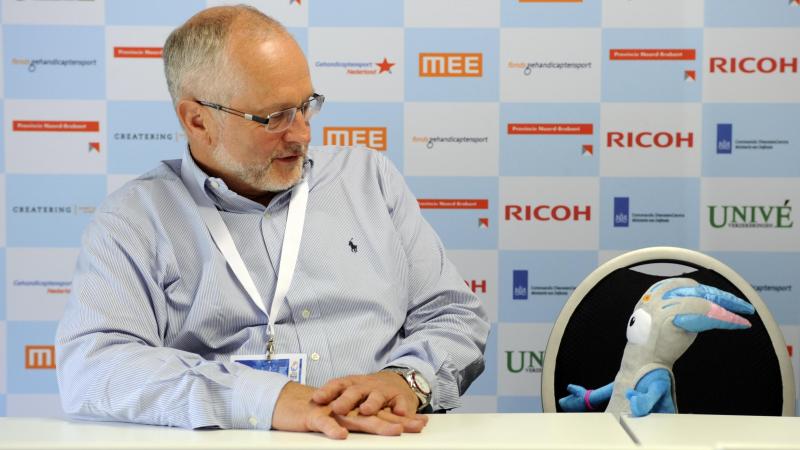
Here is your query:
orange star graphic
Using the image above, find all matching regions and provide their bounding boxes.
[376,57,395,74]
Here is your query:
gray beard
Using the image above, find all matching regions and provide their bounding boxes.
[211,142,307,192]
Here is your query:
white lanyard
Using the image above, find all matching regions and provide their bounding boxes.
[180,161,308,358]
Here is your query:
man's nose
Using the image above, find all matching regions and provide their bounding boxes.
[283,109,311,143]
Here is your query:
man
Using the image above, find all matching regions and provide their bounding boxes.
[56,5,489,440]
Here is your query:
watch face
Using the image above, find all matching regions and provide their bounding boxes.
[411,371,431,395]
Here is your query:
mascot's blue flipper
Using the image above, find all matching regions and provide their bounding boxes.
[559,382,613,412]
[626,369,675,417]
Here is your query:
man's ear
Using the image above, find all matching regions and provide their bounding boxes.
[176,99,217,147]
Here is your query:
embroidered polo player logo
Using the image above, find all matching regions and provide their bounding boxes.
[348,238,358,253]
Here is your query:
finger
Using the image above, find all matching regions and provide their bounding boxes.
[566,384,584,396]
[307,412,349,440]
[335,413,403,436]
[358,390,388,416]
[376,409,427,433]
[312,378,354,405]
[329,386,369,415]
[390,394,418,417]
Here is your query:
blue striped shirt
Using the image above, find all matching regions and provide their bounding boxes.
[56,146,489,430]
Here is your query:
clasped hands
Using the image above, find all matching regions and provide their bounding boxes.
[271,371,429,439]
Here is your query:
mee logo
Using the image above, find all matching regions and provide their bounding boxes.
[12,120,99,133]
[505,204,592,222]
[505,350,545,374]
[314,57,395,76]
[708,200,793,229]
[11,57,97,73]
[113,47,163,58]
[323,126,387,151]
[418,199,489,210]
[25,345,56,369]
[464,279,488,294]
[606,131,695,149]
[709,57,798,74]
[419,53,482,77]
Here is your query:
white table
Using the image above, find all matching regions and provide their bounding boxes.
[0,414,636,450]
[621,413,800,449]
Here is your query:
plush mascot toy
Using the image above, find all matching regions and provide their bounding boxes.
[559,277,755,417]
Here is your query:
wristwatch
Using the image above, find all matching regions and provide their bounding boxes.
[382,366,432,411]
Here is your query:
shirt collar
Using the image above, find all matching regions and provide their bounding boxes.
[182,146,313,214]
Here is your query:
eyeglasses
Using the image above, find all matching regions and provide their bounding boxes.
[196,93,325,133]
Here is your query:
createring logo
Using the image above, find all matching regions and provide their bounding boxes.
[419,53,482,77]
[13,279,72,295]
[113,47,163,58]
[12,205,96,215]
[25,345,56,369]
[505,350,545,374]
[606,131,695,149]
[464,279,488,294]
[708,200,794,229]
[716,123,790,155]
[507,60,592,76]
[113,131,186,142]
[11,57,97,73]
[505,204,592,222]
[314,57,395,75]
[709,57,798,74]
[411,135,489,149]
[323,126,387,151]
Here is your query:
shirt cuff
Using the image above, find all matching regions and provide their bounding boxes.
[383,355,459,411]
[230,367,291,430]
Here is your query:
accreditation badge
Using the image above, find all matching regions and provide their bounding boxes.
[231,353,307,384]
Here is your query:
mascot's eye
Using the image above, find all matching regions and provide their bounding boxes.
[626,309,652,345]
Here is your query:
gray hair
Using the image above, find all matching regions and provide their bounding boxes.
[162,4,287,107]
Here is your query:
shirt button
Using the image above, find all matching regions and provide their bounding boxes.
[210,181,219,189]
[301,309,311,319]
[249,417,259,427]
[264,212,271,219]
[311,352,320,361]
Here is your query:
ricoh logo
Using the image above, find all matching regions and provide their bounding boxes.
[505,204,592,222]
[25,345,56,369]
[464,279,487,294]
[505,350,545,374]
[607,131,695,149]
[419,53,483,77]
[708,200,793,229]
[709,57,798,74]
[323,127,387,151]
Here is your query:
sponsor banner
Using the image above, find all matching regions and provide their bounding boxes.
[309,28,402,102]
[5,100,106,174]
[6,248,80,321]
[705,0,800,27]
[311,102,403,171]
[600,178,700,250]
[106,0,204,26]
[703,29,800,103]
[700,178,800,252]
[449,250,499,323]
[452,395,498,413]
[500,177,598,250]
[308,0,402,27]
[2,0,103,25]
[405,0,500,28]
[497,322,553,396]
[5,394,64,418]
[107,101,184,174]
[703,104,800,177]
[5,25,105,99]
[405,28,498,101]
[602,0,703,28]
[206,0,308,27]
[499,251,596,323]
[501,0,600,27]
[600,103,701,177]
[710,252,800,326]
[404,103,498,176]
[461,324,497,396]
[500,28,600,102]
[500,103,599,176]
[498,396,542,413]
[6,321,59,394]
[405,176,498,250]
[602,29,702,102]
[6,174,107,247]
[106,27,172,101]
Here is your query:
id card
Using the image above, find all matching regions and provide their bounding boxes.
[231,353,307,384]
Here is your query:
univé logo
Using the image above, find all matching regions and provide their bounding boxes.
[25,345,56,369]
[505,204,592,222]
[709,56,798,74]
[505,350,545,374]
[607,131,694,149]
[708,200,793,229]
[419,53,482,77]
[323,127,387,151]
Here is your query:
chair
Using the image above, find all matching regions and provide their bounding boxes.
[541,246,795,416]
